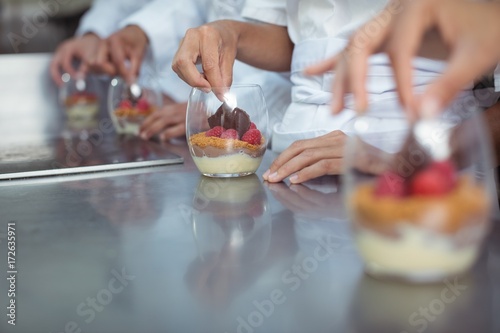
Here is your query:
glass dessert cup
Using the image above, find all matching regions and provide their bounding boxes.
[108,76,162,136]
[59,73,99,122]
[186,85,269,177]
[344,107,493,283]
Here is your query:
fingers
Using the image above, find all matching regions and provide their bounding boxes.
[289,158,343,184]
[303,55,338,76]
[128,49,144,83]
[264,132,346,183]
[109,40,131,81]
[139,106,186,141]
[49,54,64,86]
[386,1,433,117]
[158,123,186,141]
[89,40,116,75]
[220,49,236,89]
[331,55,348,114]
[61,48,78,78]
[172,31,212,89]
[200,27,226,98]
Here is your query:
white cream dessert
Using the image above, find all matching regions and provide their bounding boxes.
[65,92,99,121]
[350,161,489,281]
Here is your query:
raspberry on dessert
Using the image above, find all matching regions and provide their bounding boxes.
[374,171,406,198]
[249,122,257,130]
[119,100,133,109]
[241,129,262,145]
[410,161,457,196]
[221,129,239,139]
[205,126,224,138]
[137,98,150,112]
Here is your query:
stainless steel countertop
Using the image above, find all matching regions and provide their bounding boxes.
[1,54,500,333]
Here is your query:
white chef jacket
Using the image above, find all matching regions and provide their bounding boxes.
[242,0,500,152]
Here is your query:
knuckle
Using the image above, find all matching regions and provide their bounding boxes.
[290,140,305,151]
[319,159,335,173]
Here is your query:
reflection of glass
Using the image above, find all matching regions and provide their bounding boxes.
[344,107,493,282]
[191,175,271,263]
[59,74,100,123]
[108,76,162,136]
[186,85,269,177]
[185,175,272,307]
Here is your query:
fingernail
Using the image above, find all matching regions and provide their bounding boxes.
[289,175,299,184]
[201,87,211,93]
[268,172,279,181]
[420,96,441,119]
[262,170,270,180]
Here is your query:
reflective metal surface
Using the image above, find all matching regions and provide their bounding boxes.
[1,54,500,333]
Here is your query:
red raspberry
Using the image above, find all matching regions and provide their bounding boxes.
[409,160,457,196]
[241,129,262,145]
[374,171,406,198]
[137,98,150,112]
[205,126,224,138]
[220,129,239,139]
[119,100,133,109]
[249,122,257,130]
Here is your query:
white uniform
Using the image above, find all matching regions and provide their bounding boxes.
[242,0,500,152]
[75,0,292,126]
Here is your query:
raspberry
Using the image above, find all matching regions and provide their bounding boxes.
[137,98,150,112]
[249,122,257,130]
[205,126,224,138]
[241,129,262,145]
[220,129,239,139]
[409,160,457,196]
[119,100,133,109]
[374,171,406,198]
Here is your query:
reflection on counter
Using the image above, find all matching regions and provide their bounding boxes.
[349,258,492,333]
[266,176,347,220]
[186,175,273,308]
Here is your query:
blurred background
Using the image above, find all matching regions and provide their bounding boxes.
[0,0,91,54]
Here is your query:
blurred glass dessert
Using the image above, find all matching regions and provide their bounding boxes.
[108,77,162,136]
[60,74,100,123]
[345,111,493,282]
[113,98,155,135]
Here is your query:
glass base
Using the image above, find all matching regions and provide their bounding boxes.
[202,172,256,178]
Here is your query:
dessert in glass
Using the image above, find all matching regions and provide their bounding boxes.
[344,107,493,282]
[59,73,99,122]
[108,77,161,136]
[186,85,269,177]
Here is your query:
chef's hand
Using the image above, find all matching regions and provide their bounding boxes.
[139,102,188,141]
[104,25,149,84]
[50,33,101,86]
[263,131,348,184]
[306,0,500,118]
[172,20,239,98]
